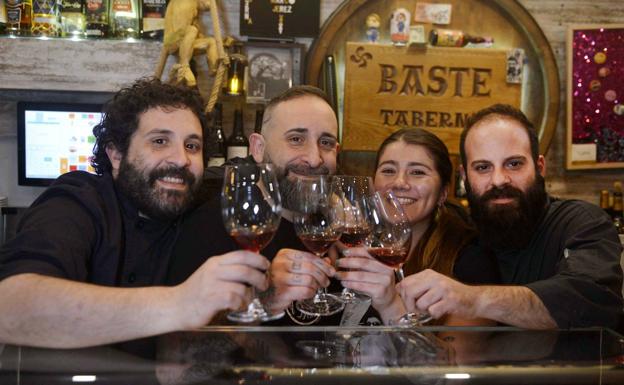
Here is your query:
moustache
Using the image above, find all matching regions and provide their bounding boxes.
[480,185,524,203]
[148,166,197,187]
[285,163,330,176]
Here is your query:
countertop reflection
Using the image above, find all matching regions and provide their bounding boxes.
[1,326,623,385]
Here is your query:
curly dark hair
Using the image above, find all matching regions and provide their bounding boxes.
[91,77,207,175]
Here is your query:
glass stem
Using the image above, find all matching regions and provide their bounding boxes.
[395,266,405,282]
[316,287,329,303]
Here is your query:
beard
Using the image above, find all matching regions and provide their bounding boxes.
[116,157,200,221]
[263,155,331,211]
[466,173,547,250]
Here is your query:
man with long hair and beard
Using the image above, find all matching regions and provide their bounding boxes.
[398,104,623,331]
[0,79,273,348]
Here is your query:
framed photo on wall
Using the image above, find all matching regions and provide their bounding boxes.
[566,24,624,169]
[244,42,305,104]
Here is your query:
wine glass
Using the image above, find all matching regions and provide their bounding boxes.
[332,175,373,303]
[365,190,433,325]
[221,163,284,323]
[292,175,345,317]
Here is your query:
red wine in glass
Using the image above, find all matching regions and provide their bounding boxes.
[292,175,345,317]
[340,226,371,247]
[221,163,283,323]
[230,228,277,253]
[299,233,341,256]
[367,246,408,269]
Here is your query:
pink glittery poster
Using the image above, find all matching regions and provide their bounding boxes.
[569,26,624,166]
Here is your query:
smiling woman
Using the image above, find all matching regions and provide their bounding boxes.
[372,128,495,286]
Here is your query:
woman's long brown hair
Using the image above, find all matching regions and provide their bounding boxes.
[375,128,476,277]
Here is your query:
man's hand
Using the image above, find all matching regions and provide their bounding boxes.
[397,269,479,320]
[335,247,407,324]
[267,248,335,311]
[176,251,271,328]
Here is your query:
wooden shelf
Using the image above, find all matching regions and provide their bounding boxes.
[0,37,162,92]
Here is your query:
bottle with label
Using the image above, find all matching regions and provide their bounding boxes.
[31,0,61,36]
[226,108,249,160]
[84,0,108,37]
[61,0,85,37]
[429,28,493,47]
[0,0,8,34]
[207,104,226,168]
[109,0,138,38]
[254,107,264,134]
[6,0,32,35]
[140,0,165,39]
[600,189,613,217]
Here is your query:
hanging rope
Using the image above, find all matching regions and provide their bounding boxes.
[205,0,229,114]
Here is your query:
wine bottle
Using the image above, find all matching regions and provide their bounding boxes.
[6,0,32,35]
[429,28,493,47]
[109,0,139,38]
[31,0,61,37]
[600,189,612,217]
[140,0,165,39]
[612,182,623,222]
[207,104,226,167]
[84,0,108,37]
[61,0,85,38]
[226,108,249,160]
[253,108,264,134]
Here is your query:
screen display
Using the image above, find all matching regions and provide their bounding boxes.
[18,102,103,186]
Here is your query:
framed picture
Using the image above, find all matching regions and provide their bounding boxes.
[244,42,305,104]
[566,24,624,169]
[239,0,320,39]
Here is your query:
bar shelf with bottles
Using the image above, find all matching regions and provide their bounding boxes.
[0,0,166,40]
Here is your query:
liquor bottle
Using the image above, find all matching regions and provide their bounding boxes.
[61,0,85,38]
[429,28,493,47]
[612,182,623,222]
[140,0,165,39]
[6,0,32,35]
[0,0,7,34]
[599,189,613,217]
[226,108,249,160]
[207,104,226,167]
[254,108,264,134]
[31,0,61,36]
[84,0,108,37]
[109,0,138,38]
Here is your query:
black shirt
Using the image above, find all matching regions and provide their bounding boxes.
[0,171,182,287]
[477,197,623,329]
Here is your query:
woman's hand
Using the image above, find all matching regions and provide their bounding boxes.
[334,247,407,324]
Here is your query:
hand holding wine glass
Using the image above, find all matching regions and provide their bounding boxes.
[365,190,433,325]
[292,175,345,317]
[221,163,283,323]
[333,176,373,303]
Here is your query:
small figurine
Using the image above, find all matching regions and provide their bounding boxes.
[390,8,410,46]
[365,13,380,43]
[154,0,233,113]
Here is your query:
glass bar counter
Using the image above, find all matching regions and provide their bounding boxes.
[1,326,623,384]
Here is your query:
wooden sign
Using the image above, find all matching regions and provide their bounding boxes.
[343,42,521,154]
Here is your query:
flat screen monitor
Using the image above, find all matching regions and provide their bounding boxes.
[17,102,103,186]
